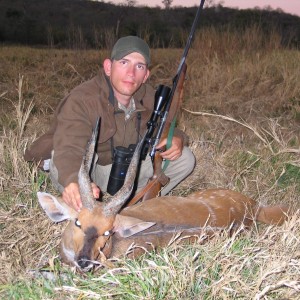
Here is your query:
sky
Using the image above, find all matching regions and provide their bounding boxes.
[111,0,300,17]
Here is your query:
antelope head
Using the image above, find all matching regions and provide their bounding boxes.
[37,118,155,271]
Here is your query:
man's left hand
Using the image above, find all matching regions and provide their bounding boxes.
[155,136,183,161]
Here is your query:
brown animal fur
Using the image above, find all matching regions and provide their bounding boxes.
[38,189,288,270]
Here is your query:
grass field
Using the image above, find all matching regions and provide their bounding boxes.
[0,27,299,299]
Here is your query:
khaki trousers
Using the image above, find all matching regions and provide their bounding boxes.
[50,146,195,196]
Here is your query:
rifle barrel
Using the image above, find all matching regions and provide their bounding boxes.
[166,0,206,112]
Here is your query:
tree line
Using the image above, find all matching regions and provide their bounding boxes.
[0,0,299,49]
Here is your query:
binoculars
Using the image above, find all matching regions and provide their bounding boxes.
[107,144,136,195]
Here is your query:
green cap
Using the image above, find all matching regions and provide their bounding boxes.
[111,36,150,65]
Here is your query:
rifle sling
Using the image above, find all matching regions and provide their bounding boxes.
[162,117,177,171]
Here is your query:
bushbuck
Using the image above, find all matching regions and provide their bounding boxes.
[37,119,288,272]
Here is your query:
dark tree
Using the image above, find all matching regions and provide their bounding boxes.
[162,0,173,10]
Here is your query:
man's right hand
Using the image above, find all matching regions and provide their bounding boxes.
[62,182,100,212]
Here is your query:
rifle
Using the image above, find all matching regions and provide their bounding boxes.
[127,0,206,206]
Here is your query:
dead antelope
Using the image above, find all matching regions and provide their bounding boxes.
[37,119,288,272]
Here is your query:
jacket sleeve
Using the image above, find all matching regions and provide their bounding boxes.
[53,92,95,187]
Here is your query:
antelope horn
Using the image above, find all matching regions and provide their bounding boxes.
[78,117,100,211]
[103,132,147,216]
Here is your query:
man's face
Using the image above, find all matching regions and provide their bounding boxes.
[104,52,150,104]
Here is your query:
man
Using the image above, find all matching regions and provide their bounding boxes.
[24,36,195,212]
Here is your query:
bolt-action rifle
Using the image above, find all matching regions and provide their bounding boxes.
[127,0,206,206]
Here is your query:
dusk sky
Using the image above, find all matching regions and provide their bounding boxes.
[111,0,300,16]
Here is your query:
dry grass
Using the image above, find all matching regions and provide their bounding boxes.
[0,26,299,298]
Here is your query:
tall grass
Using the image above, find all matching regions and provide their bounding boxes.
[0,76,37,201]
[0,25,299,298]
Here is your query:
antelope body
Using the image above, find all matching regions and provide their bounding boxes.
[37,119,287,271]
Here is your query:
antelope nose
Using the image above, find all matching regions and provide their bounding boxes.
[78,256,92,270]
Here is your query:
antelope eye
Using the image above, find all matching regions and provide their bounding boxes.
[104,230,111,236]
[75,219,81,228]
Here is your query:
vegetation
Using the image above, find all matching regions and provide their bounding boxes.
[0,0,300,48]
[0,14,299,300]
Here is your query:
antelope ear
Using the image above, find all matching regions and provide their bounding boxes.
[113,214,156,238]
[37,192,78,222]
